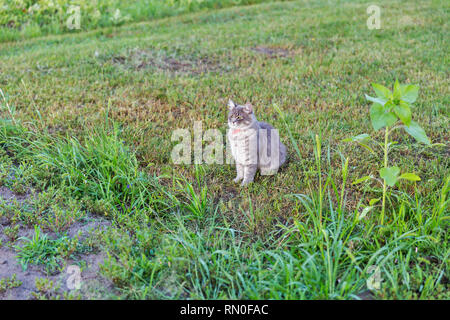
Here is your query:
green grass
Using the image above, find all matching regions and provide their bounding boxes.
[0,0,278,43]
[0,0,449,299]
[14,225,92,274]
[0,274,22,293]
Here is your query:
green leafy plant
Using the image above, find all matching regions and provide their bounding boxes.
[15,226,64,274]
[4,224,19,242]
[31,277,61,300]
[345,81,431,225]
[0,274,22,293]
[171,165,211,220]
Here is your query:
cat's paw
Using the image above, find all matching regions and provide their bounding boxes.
[233,176,243,183]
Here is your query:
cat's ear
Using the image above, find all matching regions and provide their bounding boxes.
[243,102,253,114]
[228,99,236,110]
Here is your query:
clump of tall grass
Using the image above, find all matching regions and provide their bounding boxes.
[0,110,218,227]
[0,116,174,223]
[15,225,90,275]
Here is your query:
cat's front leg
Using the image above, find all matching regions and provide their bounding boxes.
[233,163,244,183]
[241,165,257,186]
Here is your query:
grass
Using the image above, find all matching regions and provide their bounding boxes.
[14,225,92,274]
[0,0,278,43]
[0,274,22,293]
[0,0,449,299]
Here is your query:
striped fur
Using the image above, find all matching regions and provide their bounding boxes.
[227,100,287,186]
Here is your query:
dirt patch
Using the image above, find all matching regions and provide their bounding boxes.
[0,245,112,299]
[0,186,31,204]
[108,48,229,75]
[0,187,114,300]
[251,46,291,58]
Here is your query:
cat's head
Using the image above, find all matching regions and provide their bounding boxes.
[227,99,255,129]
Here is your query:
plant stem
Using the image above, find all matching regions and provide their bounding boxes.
[315,134,323,227]
[381,126,389,225]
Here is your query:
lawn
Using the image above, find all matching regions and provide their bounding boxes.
[0,0,448,299]
[0,0,276,42]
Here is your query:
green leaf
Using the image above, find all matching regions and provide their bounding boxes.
[352,175,373,185]
[343,135,375,153]
[383,100,396,111]
[372,83,392,100]
[358,206,373,220]
[370,103,397,130]
[393,101,412,126]
[365,94,387,106]
[369,198,380,206]
[399,173,421,182]
[393,79,401,99]
[394,79,402,99]
[353,133,371,141]
[358,142,376,154]
[400,84,419,104]
[379,166,400,187]
[403,121,431,145]
[431,143,446,147]
[343,133,371,142]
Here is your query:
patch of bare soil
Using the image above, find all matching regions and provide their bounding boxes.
[0,186,30,204]
[251,46,292,58]
[108,48,229,75]
[356,290,375,300]
[0,187,114,300]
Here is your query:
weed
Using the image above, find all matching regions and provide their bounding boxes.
[14,226,90,274]
[345,81,441,225]
[0,274,22,293]
[4,224,19,242]
[31,278,61,300]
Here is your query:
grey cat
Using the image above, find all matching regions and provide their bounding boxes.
[227,99,287,186]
